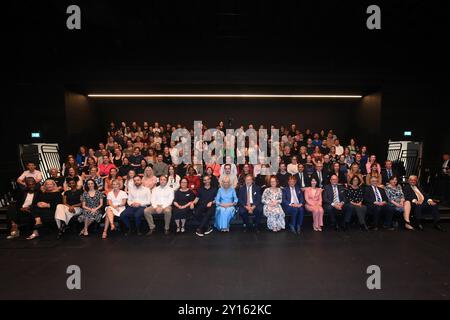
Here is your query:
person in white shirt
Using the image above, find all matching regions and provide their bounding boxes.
[287,156,299,175]
[219,164,238,188]
[334,139,344,156]
[220,156,238,177]
[167,165,181,191]
[120,176,151,235]
[103,179,128,239]
[17,162,43,188]
[144,175,174,235]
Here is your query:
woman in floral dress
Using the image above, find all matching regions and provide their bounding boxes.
[262,176,285,232]
[79,179,104,236]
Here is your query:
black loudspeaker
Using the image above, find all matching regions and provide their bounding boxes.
[19,144,40,170]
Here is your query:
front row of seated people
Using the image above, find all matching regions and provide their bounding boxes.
[7,167,444,240]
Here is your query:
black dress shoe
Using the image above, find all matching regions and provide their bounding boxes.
[417,224,424,231]
[434,224,445,232]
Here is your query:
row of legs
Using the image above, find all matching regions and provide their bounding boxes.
[6,202,441,238]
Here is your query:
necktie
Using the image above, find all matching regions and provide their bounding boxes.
[333,185,339,203]
[374,186,382,202]
[300,173,304,188]
[412,186,424,203]
[387,169,392,179]
[291,187,299,204]
[318,171,322,183]
[247,186,251,206]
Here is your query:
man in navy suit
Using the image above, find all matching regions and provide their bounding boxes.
[237,174,263,232]
[282,175,305,234]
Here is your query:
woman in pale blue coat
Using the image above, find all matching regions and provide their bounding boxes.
[215,176,238,232]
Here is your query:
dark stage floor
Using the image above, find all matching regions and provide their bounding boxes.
[1,223,450,300]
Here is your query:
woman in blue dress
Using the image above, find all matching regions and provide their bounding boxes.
[214,176,238,232]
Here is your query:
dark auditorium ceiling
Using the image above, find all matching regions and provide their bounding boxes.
[7,0,450,90]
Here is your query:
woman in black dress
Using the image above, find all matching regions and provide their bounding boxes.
[112,148,124,167]
[345,176,368,231]
[27,179,63,240]
[172,178,196,233]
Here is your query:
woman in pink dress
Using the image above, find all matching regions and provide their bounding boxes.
[304,177,324,231]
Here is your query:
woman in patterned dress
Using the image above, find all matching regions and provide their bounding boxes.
[79,179,104,236]
[262,176,285,232]
[385,176,413,230]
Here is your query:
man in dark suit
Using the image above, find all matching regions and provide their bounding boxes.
[282,176,305,234]
[381,160,398,185]
[363,176,394,230]
[311,162,327,188]
[295,163,310,189]
[323,175,351,231]
[6,177,38,239]
[237,174,263,232]
[403,175,443,231]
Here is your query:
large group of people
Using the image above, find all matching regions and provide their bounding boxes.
[7,121,448,240]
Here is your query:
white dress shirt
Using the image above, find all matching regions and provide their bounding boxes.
[290,186,299,204]
[151,185,175,208]
[23,192,35,208]
[332,184,341,204]
[443,159,449,175]
[18,170,43,183]
[287,163,299,175]
[127,186,151,207]
[246,185,253,204]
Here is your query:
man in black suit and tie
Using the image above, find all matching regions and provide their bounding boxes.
[311,162,327,188]
[6,177,38,239]
[381,160,398,185]
[295,163,310,189]
[363,176,394,230]
[237,174,263,232]
[323,175,351,231]
[403,175,443,231]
